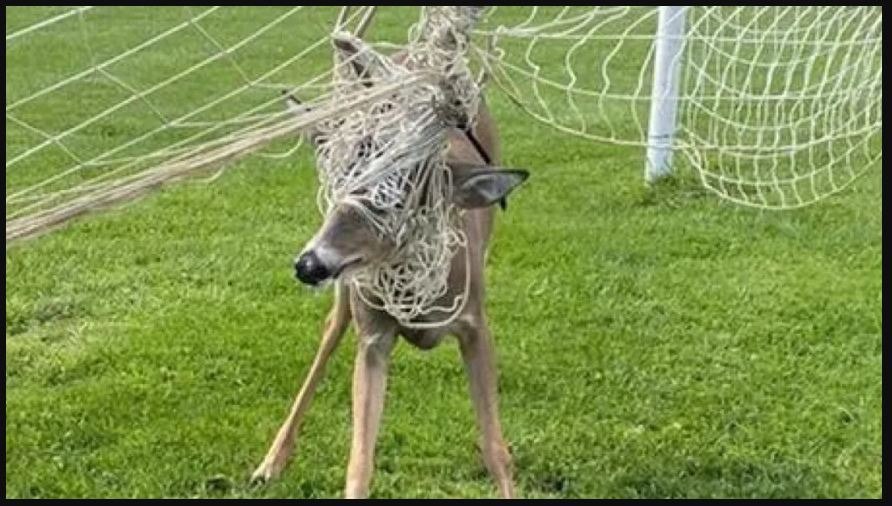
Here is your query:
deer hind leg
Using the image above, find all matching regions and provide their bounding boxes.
[251,282,352,484]
[457,316,516,498]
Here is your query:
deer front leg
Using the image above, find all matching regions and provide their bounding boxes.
[457,317,516,498]
[251,283,351,484]
[344,331,396,499]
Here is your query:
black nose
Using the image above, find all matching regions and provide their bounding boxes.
[294,250,330,285]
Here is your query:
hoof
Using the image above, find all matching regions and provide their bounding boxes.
[250,461,282,487]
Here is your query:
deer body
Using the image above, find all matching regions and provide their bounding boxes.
[252,36,525,499]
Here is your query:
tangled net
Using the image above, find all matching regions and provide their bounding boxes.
[312,7,483,327]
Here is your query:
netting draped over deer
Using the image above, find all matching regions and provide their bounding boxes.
[470,6,882,208]
[313,7,484,327]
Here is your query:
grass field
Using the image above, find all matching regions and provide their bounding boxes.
[5,7,883,499]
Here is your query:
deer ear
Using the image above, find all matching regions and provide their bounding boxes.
[332,33,386,87]
[449,165,530,209]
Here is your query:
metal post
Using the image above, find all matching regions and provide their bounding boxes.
[645,6,688,183]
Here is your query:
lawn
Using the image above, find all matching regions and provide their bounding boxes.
[5,7,882,499]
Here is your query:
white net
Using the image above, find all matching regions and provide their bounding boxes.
[5,5,884,241]
[471,6,883,208]
[5,6,413,243]
[311,7,483,327]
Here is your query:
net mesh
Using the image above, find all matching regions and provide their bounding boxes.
[6,7,398,242]
[470,6,882,208]
[6,6,883,243]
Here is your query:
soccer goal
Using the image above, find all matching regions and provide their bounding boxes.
[5,6,883,245]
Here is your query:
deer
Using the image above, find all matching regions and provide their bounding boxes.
[250,32,530,499]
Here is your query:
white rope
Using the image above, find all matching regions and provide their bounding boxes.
[5,6,93,42]
[6,73,434,243]
[6,7,303,171]
[5,7,220,112]
[8,5,881,242]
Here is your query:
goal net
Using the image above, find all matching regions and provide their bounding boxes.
[5,6,883,245]
[6,6,418,243]
[471,6,883,208]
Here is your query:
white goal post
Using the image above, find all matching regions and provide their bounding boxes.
[645,6,688,184]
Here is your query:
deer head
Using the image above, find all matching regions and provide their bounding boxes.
[289,33,527,289]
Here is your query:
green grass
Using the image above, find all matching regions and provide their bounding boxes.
[5,7,882,499]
